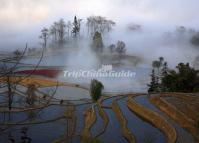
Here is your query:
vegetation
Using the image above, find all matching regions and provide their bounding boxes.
[108,41,126,55]
[162,63,199,92]
[148,69,159,93]
[86,16,115,36]
[50,19,67,45]
[191,32,199,46]
[40,17,74,48]
[115,41,126,55]
[148,57,167,93]
[152,57,164,74]
[2,11,199,143]
[92,32,104,52]
[72,16,81,38]
[37,15,115,49]
[90,79,104,102]
[39,27,49,48]
[148,57,199,93]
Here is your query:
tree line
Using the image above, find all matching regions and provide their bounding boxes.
[148,57,199,93]
[39,16,116,48]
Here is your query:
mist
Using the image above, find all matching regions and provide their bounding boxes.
[1,0,199,93]
[110,24,199,68]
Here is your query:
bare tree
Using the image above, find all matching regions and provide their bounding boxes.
[0,44,28,110]
[86,16,115,36]
[0,43,45,111]
[66,21,72,38]
[57,18,66,45]
[50,22,58,43]
[39,27,49,48]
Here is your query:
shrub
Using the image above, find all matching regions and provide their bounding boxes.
[191,32,199,46]
[90,79,104,102]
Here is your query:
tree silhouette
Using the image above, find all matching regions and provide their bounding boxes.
[39,27,49,48]
[50,22,58,43]
[116,41,126,55]
[86,16,115,36]
[148,69,159,93]
[92,32,104,52]
[66,21,72,38]
[152,61,161,73]
[72,16,81,38]
[57,18,66,45]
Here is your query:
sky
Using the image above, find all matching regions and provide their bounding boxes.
[0,0,199,50]
[1,0,199,26]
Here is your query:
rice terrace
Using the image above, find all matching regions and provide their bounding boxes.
[0,0,199,143]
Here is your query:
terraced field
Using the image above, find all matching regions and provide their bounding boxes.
[0,76,199,143]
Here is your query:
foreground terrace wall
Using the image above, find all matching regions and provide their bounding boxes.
[150,96,199,142]
[127,97,177,143]
[111,100,136,143]
[81,106,97,142]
